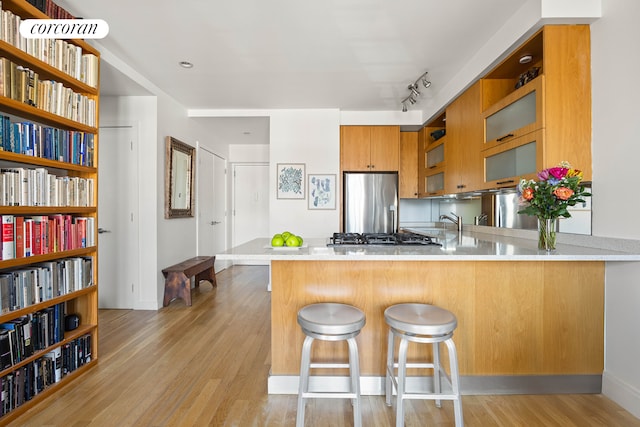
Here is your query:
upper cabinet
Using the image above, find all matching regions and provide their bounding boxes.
[399,131,418,198]
[341,125,400,172]
[417,114,446,197]
[445,81,483,193]
[480,25,592,186]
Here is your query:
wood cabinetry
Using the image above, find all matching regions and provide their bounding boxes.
[0,0,99,422]
[271,260,604,377]
[399,131,418,198]
[340,125,399,171]
[445,81,483,193]
[480,25,592,185]
[417,114,446,197]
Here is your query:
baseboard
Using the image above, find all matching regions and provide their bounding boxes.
[603,371,640,419]
[268,374,602,395]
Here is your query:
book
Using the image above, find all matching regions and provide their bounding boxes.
[1,215,14,260]
[0,329,12,369]
[46,346,62,383]
[14,216,24,258]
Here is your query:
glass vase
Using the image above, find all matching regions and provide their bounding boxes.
[537,217,557,251]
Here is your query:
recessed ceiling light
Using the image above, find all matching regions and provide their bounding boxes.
[519,55,533,64]
[178,61,194,69]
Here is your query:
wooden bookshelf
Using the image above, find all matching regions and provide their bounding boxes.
[0,0,99,422]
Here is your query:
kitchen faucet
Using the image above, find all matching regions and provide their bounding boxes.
[440,212,463,232]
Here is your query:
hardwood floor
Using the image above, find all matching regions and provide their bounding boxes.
[8,265,640,426]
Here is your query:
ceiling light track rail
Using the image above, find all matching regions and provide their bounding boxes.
[401,71,431,112]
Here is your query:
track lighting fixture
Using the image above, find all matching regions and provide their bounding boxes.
[400,71,431,112]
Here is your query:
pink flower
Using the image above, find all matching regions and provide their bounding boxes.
[548,167,568,179]
[537,169,550,180]
[553,187,574,200]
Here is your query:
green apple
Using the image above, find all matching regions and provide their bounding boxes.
[285,235,300,247]
[281,231,292,240]
[271,234,285,247]
[297,236,304,246]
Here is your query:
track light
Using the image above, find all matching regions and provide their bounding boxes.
[400,71,431,112]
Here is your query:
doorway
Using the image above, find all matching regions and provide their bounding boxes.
[232,163,269,252]
[198,147,228,272]
[98,126,139,309]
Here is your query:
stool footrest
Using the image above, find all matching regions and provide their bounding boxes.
[302,392,358,399]
[401,393,460,401]
[309,363,350,369]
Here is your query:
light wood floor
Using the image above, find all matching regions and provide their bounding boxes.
[8,265,640,426]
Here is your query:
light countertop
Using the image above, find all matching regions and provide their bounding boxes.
[216,228,640,262]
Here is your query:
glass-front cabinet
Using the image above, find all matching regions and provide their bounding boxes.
[425,171,445,195]
[482,130,543,188]
[483,76,544,150]
[426,141,444,169]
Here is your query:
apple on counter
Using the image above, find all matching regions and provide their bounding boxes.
[271,231,303,247]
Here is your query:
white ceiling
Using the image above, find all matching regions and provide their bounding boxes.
[58,0,531,112]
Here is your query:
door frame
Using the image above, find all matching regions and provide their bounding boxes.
[197,145,230,270]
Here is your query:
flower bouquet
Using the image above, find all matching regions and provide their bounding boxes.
[518,162,591,250]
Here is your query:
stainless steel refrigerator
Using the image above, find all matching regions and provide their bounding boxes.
[343,172,398,234]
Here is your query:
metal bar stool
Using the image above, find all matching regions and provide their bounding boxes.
[385,303,463,427]
[296,303,366,427]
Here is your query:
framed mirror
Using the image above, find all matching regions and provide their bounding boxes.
[165,136,195,218]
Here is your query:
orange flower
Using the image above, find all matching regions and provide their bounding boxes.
[522,187,535,201]
[553,187,574,200]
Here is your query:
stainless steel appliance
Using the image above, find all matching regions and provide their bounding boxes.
[343,172,398,234]
[482,190,537,230]
[328,232,440,247]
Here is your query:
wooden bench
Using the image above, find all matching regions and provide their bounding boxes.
[162,256,217,307]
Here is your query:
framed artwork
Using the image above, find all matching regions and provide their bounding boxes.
[277,163,305,199]
[308,174,336,210]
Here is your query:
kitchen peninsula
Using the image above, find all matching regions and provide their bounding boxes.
[216,230,640,395]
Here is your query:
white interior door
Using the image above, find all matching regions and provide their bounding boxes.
[232,163,269,248]
[98,126,139,309]
[198,148,228,271]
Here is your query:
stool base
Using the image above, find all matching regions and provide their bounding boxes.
[297,335,362,427]
[386,328,463,427]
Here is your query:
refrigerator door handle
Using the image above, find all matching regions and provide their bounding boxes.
[390,204,397,233]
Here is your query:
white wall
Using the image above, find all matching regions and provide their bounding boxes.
[229,144,269,163]
[269,109,341,238]
[591,0,640,417]
[154,95,231,308]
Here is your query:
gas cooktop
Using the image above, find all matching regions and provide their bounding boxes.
[328,232,441,247]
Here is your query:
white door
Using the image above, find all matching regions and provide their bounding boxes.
[98,126,139,309]
[232,163,269,247]
[198,148,228,271]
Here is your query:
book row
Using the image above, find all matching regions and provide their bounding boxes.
[0,57,96,126]
[0,256,93,312]
[1,215,95,260]
[0,333,91,416]
[0,2,99,88]
[25,0,75,20]
[0,167,94,207]
[0,113,95,166]
[0,302,64,367]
